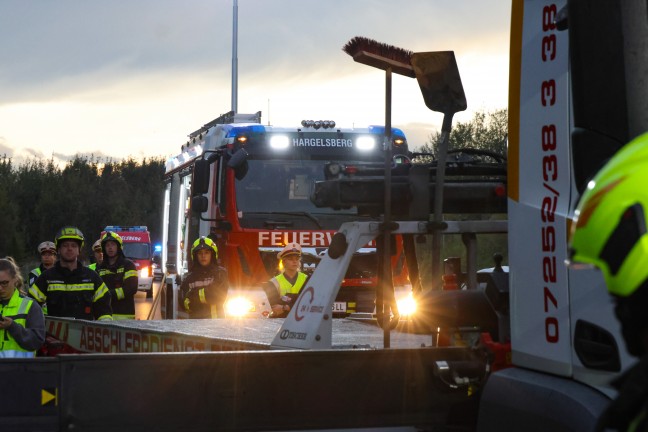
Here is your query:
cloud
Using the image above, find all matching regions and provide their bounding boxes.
[0,0,511,163]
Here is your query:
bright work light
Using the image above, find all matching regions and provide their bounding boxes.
[356,136,376,150]
[270,135,290,149]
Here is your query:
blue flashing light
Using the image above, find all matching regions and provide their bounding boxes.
[104,226,148,232]
[224,124,267,138]
[154,244,162,252]
[367,125,406,138]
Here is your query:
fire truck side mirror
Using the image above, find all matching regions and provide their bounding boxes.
[228,148,249,180]
[193,159,211,195]
[191,195,209,213]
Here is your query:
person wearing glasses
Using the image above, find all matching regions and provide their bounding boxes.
[0,257,45,358]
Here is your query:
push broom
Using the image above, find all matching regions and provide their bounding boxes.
[343,37,467,347]
[343,37,415,346]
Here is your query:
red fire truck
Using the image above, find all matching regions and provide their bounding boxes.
[102,225,154,298]
[161,112,411,317]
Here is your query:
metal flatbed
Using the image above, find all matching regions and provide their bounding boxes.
[45,317,434,353]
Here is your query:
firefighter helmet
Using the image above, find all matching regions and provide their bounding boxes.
[54,226,85,249]
[101,231,123,250]
[191,236,218,259]
[569,132,648,297]
[38,241,56,254]
[277,243,302,260]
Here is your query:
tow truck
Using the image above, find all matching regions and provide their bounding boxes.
[3,1,645,431]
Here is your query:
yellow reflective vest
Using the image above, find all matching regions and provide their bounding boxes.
[271,272,308,296]
[0,290,37,358]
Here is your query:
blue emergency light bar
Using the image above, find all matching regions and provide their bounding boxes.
[104,226,148,232]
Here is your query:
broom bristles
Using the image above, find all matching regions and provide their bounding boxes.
[342,36,413,64]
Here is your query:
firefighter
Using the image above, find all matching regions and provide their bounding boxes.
[27,241,57,290]
[180,236,228,319]
[30,226,112,321]
[568,133,648,432]
[88,239,103,271]
[88,239,103,272]
[97,231,138,320]
[0,257,45,358]
[263,243,309,318]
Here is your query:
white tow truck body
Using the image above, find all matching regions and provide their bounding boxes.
[478,0,648,430]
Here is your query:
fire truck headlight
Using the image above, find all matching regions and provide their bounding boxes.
[397,294,417,316]
[356,136,376,151]
[139,266,150,278]
[270,135,290,149]
[225,296,255,317]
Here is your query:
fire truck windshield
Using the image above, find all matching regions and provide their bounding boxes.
[122,243,151,260]
[236,159,356,216]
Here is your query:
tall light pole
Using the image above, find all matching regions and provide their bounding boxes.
[231,0,238,113]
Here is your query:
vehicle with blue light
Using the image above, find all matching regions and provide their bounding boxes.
[152,244,163,281]
[161,111,412,318]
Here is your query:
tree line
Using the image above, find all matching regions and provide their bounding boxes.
[419,108,508,157]
[0,155,166,272]
[415,108,509,286]
[0,109,507,282]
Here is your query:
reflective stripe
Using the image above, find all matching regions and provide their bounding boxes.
[115,287,125,300]
[97,315,113,321]
[29,285,47,303]
[124,269,138,279]
[93,283,110,302]
[17,299,30,315]
[199,288,207,304]
[112,313,135,320]
[0,350,35,358]
[49,283,95,292]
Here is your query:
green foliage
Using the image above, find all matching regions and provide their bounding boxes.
[411,108,509,288]
[0,155,166,265]
[418,108,508,157]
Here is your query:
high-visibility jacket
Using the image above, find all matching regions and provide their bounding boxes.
[271,272,308,297]
[262,271,308,318]
[97,255,138,320]
[30,261,112,321]
[28,265,44,288]
[0,289,44,358]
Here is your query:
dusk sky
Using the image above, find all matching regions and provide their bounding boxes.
[0,1,511,165]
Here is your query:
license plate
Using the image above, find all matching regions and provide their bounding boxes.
[332,302,347,313]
